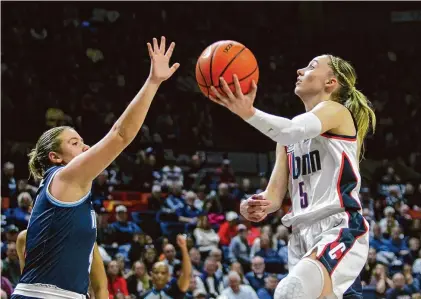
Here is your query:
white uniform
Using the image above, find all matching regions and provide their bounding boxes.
[282,131,369,299]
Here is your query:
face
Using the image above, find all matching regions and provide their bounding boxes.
[152,263,170,289]
[164,244,175,261]
[239,229,248,239]
[198,216,210,229]
[295,55,337,99]
[373,225,381,237]
[260,177,268,188]
[134,262,146,277]
[230,262,243,274]
[374,264,385,276]
[18,179,27,191]
[409,238,420,251]
[144,248,157,262]
[116,211,128,222]
[391,227,400,240]
[19,194,32,208]
[368,248,377,263]
[7,243,18,261]
[3,164,14,177]
[266,276,279,290]
[204,259,217,275]
[392,273,405,289]
[251,257,265,274]
[108,261,119,276]
[189,248,201,264]
[229,276,241,293]
[260,235,270,248]
[50,129,90,165]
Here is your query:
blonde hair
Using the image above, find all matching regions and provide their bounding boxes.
[327,55,376,160]
[28,126,71,180]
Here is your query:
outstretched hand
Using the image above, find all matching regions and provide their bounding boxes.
[209,75,258,120]
[176,234,188,250]
[240,194,271,222]
[147,36,180,84]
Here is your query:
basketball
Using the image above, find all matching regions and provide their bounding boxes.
[195,40,259,98]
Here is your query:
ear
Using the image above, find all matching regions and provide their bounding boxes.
[48,152,63,165]
[325,76,338,92]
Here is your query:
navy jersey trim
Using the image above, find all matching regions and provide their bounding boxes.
[46,167,91,208]
[336,152,361,210]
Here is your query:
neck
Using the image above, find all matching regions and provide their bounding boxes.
[301,94,330,112]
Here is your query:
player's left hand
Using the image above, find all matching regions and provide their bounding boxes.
[147,36,180,84]
[176,234,187,249]
[209,75,258,120]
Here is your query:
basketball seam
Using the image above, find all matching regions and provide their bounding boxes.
[197,65,258,88]
[209,42,223,87]
[218,46,247,79]
[197,61,209,97]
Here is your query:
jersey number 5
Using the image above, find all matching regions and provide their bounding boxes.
[299,181,308,208]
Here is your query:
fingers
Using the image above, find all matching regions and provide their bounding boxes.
[165,42,176,58]
[153,38,159,52]
[219,77,235,99]
[250,80,258,97]
[147,43,153,58]
[209,87,230,107]
[159,36,166,53]
[233,74,243,97]
[169,63,180,75]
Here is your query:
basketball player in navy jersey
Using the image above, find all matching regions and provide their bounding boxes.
[209,55,376,298]
[11,36,180,299]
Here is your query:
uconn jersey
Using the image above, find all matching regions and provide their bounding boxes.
[12,166,96,299]
[282,131,362,228]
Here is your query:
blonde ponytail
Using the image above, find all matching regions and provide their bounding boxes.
[328,55,376,160]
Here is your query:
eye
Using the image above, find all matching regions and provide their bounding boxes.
[72,141,78,146]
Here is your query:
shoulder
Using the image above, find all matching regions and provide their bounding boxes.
[17,230,27,244]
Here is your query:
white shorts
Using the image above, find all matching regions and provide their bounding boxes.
[287,211,369,299]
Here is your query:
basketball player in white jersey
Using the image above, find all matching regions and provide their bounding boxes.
[208,54,376,299]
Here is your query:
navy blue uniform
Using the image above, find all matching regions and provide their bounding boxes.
[12,166,96,298]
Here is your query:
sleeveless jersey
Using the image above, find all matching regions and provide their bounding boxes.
[281,131,362,228]
[19,166,97,295]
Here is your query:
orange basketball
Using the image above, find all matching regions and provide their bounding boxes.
[195,40,259,98]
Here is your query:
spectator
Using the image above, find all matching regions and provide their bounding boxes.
[223,262,250,287]
[127,261,151,299]
[189,247,203,275]
[379,207,400,236]
[209,248,225,280]
[162,243,181,276]
[147,185,166,211]
[232,178,254,201]
[256,274,280,299]
[165,181,185,212]
[228,224,251,271]
[194,215,220,255]
[1,268,14,299]
[1,224,19,259]
[370,223,390,253]
[220,271,258,299]
[368,263,393,295]
[140,235,191,298]
[1,162,17,202]
[1,242,20,287]
[184,154,203,189]
[215,160,235,186]
[361,247,379,285]
[92,170,113,212]
[255,176,268,195]
[254,233,282,265]
[16,179,37,198]
[195,257,224,298]
[108,205,142,246]
[161,158,184,188]
[386,272,419,298]
[408,238,421,265]
[245,256,268,291]
[5,192,32,230]
[217,183,238,213]
[218,212,239,247]
[107,260,130,299]
[143,245,159,274]
[176,191,203,225]
[384,227,410,260]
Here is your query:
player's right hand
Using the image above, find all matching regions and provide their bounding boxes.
[240,194,271,222]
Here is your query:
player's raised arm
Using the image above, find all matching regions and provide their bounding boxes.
[240,143,289,222]
[56,37,180,192]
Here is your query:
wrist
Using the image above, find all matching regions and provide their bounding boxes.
[147,76,163,87]
[240,107,256,120]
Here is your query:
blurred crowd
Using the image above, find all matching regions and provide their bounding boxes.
[1,2,421,299]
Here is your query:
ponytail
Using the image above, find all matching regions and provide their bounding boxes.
[327,55,376,160]
[345,89,376,160]
[28,147,43,180]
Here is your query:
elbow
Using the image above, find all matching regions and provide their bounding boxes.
[111,124,135,145]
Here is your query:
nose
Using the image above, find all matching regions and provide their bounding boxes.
[82,144,90,152]
[297,68,304,76]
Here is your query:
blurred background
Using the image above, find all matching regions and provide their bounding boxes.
[1,2,421,299]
